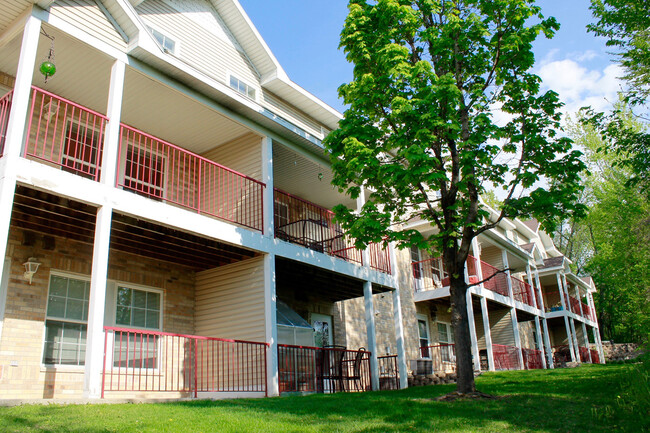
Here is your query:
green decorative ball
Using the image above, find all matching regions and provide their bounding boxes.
[39,61,56,78]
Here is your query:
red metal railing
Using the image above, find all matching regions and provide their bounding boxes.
[476,259,510,297]
[552,344,572,365]
[419,343,457,373]
[582,302,596,321]
[377,354,399,390]
[511,276,536,308]
[24,86,107,180]
[412,257,447,293]
[273,189,391,273]
[277,344,371,394]
[102,327,268,398]
[568,296,582,315]
[117,124,265,231]
[0,90,12,156]
[493,344,520,370]
[521,348,544,370]
[590,348,601,364]
[578,346,590,363]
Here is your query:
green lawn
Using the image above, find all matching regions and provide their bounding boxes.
[1,363,647,433]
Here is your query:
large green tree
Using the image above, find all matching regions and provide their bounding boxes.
[325,0,586,394]
[558,109,650,344]
[586,0,650,193]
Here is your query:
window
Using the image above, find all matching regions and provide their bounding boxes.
[61,120,102,179]
[417,315,430,358]
[147,26,176,54]
[42,274,90,366]
[113,286,162,369]
[115,286,161,329]
[123,146,165,199]
[229,75,256,99]
[437,322,455,362]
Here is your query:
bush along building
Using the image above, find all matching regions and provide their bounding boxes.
[0,0,602,401]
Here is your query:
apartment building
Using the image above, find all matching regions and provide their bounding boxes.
[340,213,605,376]
[0,1,603,402]
[0,0,406,400]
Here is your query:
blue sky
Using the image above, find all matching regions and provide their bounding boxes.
[239,0,622,117]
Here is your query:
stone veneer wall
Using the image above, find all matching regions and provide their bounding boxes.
[0,227,195,399]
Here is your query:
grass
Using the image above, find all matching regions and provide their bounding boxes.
[1,363,648,433]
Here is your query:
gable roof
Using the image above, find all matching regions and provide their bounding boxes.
[522,219,540,232]
[108,0,342,130]
[541,256,565,269]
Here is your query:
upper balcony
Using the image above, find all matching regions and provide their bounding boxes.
[412,254,539,309]
[273,188,391,274]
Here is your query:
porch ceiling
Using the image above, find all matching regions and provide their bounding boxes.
[11,185,258,270]
[121,68,256,154]
[273,142,355,211]
[0,1,32,37]
[0,24,114,114]
[275,257,392,304]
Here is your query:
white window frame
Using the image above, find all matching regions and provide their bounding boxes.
[106,281,164,372]
[227,73,258,101]
[146,25,179,55]
[417,313,431,358]
[40,271,92,370]
[436,321,455,363]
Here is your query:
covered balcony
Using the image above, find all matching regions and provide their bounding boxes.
[411,254,537,308]
[272,143,391,274]
[0,24,266,232]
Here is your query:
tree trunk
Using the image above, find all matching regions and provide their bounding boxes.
[449,274,476,394]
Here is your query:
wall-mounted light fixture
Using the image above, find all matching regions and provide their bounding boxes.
[23,257,41,284]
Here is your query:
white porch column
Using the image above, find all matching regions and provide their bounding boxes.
[575,286,585,318]
[510,308,524,369]
[83,205,113,398]
[471,238,484,281]
[364,281,379,390]
[100,60,125,186]
[563,316,577,362]
[83,57,127,399]
[525,265,538,310]
[535,272,553,367]
[534,317,547,369]
[501,250,514,299]
[592,327,605,364]
[569,318,580,362]
[541,319,554,368]
[581,322,592,363]
[356,188,369,266]
[263,253,278,396]
[466,290,481,371]
[556,273,568,312]
[480,296,494,371]
[0,16,41,286]
[391,287,408,389]
[261,137,274,237]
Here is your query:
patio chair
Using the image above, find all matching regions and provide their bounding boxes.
[322,345,346,392]
[343,347,367,392]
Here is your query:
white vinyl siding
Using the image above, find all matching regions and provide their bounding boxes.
[50,0,128,50]
[194,257,265,342]
[476,308,516,349]
[201,132,262,180]
[135,0,259,89]
[479,246,504,269]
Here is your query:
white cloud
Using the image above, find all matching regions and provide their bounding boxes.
[535,55,624,116]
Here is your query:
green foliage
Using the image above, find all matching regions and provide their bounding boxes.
[588,0,650,102]
[0,365,646,432]
[325,0,587,262]
[562,108,650,344]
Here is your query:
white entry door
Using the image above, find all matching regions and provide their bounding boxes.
[311,313,333,347]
